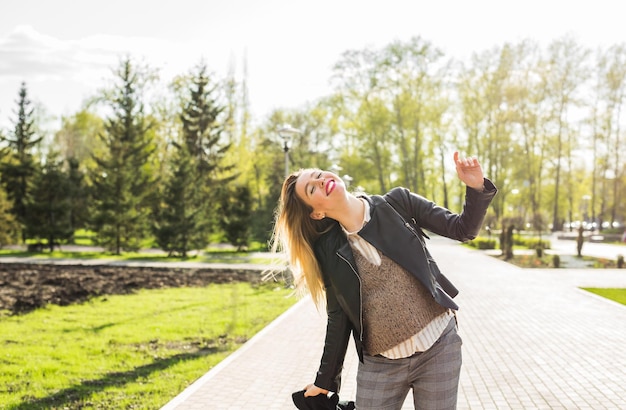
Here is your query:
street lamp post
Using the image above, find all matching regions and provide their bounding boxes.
[277,124,301,178]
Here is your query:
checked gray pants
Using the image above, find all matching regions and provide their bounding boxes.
[356,318,462,410]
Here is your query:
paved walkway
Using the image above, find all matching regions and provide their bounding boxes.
[160,236,626,409]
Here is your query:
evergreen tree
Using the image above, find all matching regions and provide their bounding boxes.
[152,143,207,257]
[218,184,252,251]
[0,186,19,247]
[66,158,88,235]
[179,63,235,236]
[25,152,73,251]
[180,63,230,177]
[90,58,156,254]
[0,82,43,242]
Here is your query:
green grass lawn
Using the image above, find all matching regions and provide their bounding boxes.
[0,282,296,409]
[582,288,626,305]
[0,248,278,265]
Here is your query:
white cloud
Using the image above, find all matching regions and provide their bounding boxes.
[0,25,199,127]
[0,25,76,80]
[0,25,194,84]
[0,22,325,128]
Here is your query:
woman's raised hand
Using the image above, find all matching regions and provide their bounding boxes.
[454,151,485,191]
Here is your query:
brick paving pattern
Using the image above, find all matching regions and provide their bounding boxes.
[161,236,626,409]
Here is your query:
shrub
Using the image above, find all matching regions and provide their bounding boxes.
[468,237,497,250]
[512,235,551,250]
[525,238,551,250]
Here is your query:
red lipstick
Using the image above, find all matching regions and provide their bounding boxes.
[326,179,336,195]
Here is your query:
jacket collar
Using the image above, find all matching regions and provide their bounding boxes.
[331,194,429,281]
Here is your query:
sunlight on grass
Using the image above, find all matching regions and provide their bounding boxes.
[582,288,626,306]
[0,282,296,409]
[0,248,277,265]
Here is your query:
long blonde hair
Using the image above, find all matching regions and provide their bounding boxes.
[269,169,334,307]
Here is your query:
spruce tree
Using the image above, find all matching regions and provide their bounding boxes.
[152,143,207,257]
[218,184,252,251]
[178,63,234,238]
[0,186,19,247]
[25,152,73,251]
[66,158,87,235]
[180,63,230,177]
[0,82,43,242]
[90,59,155,254]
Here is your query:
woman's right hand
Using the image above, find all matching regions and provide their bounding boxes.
[303,383,329,397]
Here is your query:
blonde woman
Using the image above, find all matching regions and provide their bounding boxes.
[272,152,497,410]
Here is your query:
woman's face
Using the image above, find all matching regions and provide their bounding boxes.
[295,169,345,219]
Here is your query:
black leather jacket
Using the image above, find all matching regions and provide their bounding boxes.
[312,180,497,392]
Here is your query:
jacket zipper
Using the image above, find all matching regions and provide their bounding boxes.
[386,203,420,239]
[386,203,443,295]
[337,252,364,342]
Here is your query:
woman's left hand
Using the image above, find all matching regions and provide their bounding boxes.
[454,151,485,191]
[303,383,328,397]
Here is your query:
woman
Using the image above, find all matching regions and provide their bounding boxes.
[271,152,497,410]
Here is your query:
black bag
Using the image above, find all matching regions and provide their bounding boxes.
[291,390,355,410]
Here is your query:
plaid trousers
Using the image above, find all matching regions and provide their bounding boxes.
[356,318,461,410]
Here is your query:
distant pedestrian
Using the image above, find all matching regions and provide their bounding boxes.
[622,230,626,243]
[271,152,497,410]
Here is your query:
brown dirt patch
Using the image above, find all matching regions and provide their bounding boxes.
[0,263,262,314]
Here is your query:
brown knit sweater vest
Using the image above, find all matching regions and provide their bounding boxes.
[351,245,446,356]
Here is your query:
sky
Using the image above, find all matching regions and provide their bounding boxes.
[0,0,624,130]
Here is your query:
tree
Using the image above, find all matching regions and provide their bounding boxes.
[331,47,395,193]
[53,111,103,235]
[152,62,235,256]
[152,142,207,257]
[597,45,626,229]
[0,82,43,242]
[54,110,105,169]
[0,186,19,248]
[218,184,252,251]
[66,158,88,235]
[542,37,589,231]
[90,58,157,253]
[458,44,516,223]
[245,123,287,243]
[505,39,548,232]
[378,37,449,196]
[179,62,235,233]
[180,62,231,178]
[25,152,73,251]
